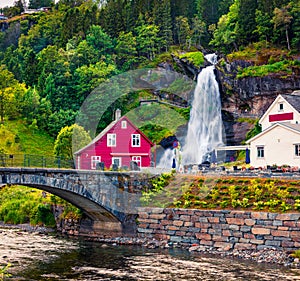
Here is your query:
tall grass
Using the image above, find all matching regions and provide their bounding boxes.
[0,185,81,227]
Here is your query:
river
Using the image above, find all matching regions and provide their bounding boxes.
[1,228,300,281]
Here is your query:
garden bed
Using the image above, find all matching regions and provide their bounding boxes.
[142,174,300,213]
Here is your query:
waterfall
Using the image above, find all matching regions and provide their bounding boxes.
[181,53,223,165]
[157,53,223,169]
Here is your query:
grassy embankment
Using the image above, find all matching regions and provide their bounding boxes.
[226,42,300,78]
[142,172,300,213]
[0,119,54,156]
[0,185,82,227]
[0,120,81,226]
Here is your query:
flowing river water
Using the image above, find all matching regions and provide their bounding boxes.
[1,228,300,281]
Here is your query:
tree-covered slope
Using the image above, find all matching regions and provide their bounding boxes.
[0,0,299,159]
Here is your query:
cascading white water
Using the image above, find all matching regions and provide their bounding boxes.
[181,53,223,165]
[157,53,223,169]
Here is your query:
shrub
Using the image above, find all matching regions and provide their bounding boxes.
[31,204,56,227]
[219,200,229,208]
[237,60,298,78]
[0,185,81,227]
[291,250,300,259]
[264,199,281,212]
[253,201,265,210]
[279,202,292,213]
[294,199,300,211]
[0,263,11,280]
[179,52,205,67]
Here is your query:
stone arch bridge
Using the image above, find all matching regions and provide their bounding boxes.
[0,168,155,236]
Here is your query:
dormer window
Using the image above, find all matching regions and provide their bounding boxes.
[279,103,284,111]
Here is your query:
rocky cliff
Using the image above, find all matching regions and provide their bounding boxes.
[146,53,300,148]
[214,57,300,145]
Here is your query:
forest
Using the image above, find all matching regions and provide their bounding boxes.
[0,0,299,159]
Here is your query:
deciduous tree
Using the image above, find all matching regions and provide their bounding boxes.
[54,124,91,160]
[273,6,293,50]
[0,65,24,123]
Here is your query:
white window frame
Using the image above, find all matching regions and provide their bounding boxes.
[112,157,122,168]
[131,134,141,147]
[107,133,116,147]
[295,144,300,157]
[121,120,127,129]
[132,156,141,167]
[91,156,101,170]
[257,146,264,158]
[279,103,284,111]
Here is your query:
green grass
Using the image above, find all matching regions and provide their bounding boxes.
[126,103,187,143]
[179,52,205,67]
[0,120,55,156]
[237,60,300,78]
[142,175,300,213]
[0,185,82,226]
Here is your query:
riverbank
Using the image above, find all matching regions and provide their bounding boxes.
[0,221,55,234]
[80,235,300,268]
[2,227,300,281]
[1,223,300,271]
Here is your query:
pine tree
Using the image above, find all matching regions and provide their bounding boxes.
[153,0,173,51]
[236,0,258,44]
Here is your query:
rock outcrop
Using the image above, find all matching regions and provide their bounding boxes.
[155,53,300,147]
[214,58,300,145]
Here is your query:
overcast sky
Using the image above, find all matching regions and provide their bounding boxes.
[0,0,15,8]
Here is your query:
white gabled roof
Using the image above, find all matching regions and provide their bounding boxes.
[259,94,284,124]
[259,91,300,124]
[246,122,300,144]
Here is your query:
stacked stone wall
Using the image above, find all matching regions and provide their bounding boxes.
[137,208,300,251]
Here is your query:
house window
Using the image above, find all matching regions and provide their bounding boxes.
[107,134,116,147]
[257,146,264,158]
[91,156,101,169]
[131,134,141,147]
[112,157,122,168]
[132,156,141,167]
[295,144,300,156]
[279,103,284,111]
[121,120,127,129]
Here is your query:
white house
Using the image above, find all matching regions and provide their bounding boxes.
[259,91,300,130]
[246,91,300,167]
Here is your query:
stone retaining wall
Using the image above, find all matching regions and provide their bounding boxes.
[137,208,300,251]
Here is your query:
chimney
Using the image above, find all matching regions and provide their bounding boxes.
[115,109,121,120]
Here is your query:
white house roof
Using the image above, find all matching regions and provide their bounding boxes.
[281,91,300,112]
[246,122,300,144]
[259,91,300,124]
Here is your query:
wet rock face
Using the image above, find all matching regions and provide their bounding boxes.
[214,59,300,145]
[158,55,300,146]
[216,59,300,115]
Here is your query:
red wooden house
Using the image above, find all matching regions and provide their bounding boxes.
[74,110,154,170]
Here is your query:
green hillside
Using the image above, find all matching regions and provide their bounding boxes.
[0,120,54,156]
[0,0,299,161]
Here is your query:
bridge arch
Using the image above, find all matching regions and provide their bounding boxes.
[0,168,153,235]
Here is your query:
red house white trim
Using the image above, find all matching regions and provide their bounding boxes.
[74,112,154,170]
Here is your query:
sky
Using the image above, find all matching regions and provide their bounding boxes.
[0,0,16,8]
[0,0,60,9]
